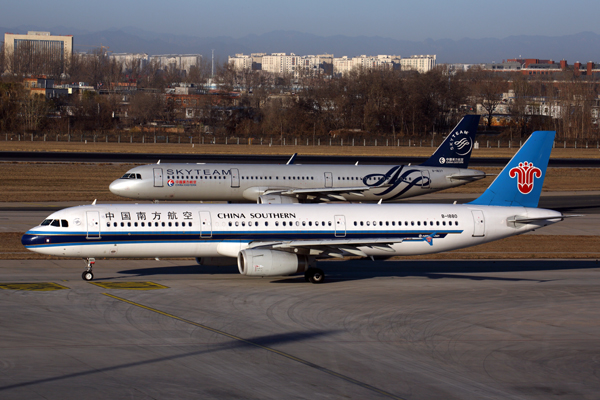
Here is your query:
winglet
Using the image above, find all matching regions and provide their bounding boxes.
[469,131,555,207]
[420,115,480,168]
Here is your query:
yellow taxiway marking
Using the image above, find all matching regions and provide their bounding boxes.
[103,293,406,400]
[0,282,70,291]
[91,282,169,290]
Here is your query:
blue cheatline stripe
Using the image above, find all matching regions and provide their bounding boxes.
[22,230,462,249]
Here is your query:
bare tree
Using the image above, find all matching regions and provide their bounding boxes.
[467,67,509,131]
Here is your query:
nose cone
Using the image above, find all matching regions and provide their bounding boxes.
[109,179,132,197]
[21,231,41,248]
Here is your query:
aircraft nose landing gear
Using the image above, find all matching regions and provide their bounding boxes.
[82,258,95,281]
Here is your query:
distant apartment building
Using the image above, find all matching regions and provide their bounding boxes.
[333,55,401,75]
[109,53,149,72]
[229,54,254,71]
[148,54,202,74]
[4,31,73,76]
[230,53,333,76]
[399,55,436,73]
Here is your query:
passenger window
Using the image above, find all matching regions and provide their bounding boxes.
[121,222,124,227]
[360,221,364,226]
[106,222,110,227]
[275,221,279,226]
[417,221,421,226]
[282,221,286,226]
[127,222,131,227]
[113,222,117,227]
[134,222,138,227]
[175,222,179,227]
[315,221,319,226]
[265,222,269,226]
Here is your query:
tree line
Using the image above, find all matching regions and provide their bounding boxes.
[1,45,599,141]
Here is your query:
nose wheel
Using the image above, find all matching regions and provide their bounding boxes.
[82,258,95,281]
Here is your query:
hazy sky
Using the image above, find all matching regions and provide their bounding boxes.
[3,0,599,41]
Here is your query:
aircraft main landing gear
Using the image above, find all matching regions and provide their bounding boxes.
[82,258,95,281]
[304,267,325,284]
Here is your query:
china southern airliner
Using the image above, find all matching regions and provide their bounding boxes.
[23,131,564,283]
[109,115,485,203]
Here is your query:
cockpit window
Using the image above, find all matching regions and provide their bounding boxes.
[51,220,60,227]
[61,220,69,228]
[120,173,138,179]
[41,219,52,226]
[136,173,142,179]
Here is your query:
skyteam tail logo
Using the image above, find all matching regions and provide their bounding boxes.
[167,179,174,187]
[509,161,542,194]
[449,130,473,156]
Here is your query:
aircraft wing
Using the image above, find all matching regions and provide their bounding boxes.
[249,237,406,258]
[263,185,380,201]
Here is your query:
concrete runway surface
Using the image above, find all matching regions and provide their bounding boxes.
[1,258,600,399]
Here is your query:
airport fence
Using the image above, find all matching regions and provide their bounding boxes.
[2,131,600,150]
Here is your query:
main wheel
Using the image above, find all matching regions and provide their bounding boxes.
[307,268,325,284]
[82,271,94,281]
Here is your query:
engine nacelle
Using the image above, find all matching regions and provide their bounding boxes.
[237,249,312,277]
[195,257,237,266]
[258,194,299,204]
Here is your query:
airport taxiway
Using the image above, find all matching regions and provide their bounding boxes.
[1,258,600,399]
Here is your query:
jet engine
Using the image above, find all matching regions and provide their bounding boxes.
[257,195,299,204]
[237,249,312,277]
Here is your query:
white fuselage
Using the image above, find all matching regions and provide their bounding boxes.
[109,163,485,202]
[22,203,561,259]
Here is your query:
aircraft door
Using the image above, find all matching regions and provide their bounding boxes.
[324,172,333,188]
[86,211,101,239]
[334,215,346,237]
[471,210,485,237]
[420,170,431,189]
[230,168,240,188]
[199,211,212,238]
[153,168,163,187]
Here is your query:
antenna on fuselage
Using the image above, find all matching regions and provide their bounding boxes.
[92,199,97,205]
[355,161,359,166]
[157,160,161,164]
[286,153,297,165]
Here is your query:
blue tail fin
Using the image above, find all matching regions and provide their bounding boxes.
[469,131,555,207]
[420,115,480,168]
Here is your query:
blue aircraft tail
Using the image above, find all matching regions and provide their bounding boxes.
[469,131,555,208]
[420,115,480,168]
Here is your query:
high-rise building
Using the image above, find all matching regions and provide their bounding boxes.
[4,31,73,76]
